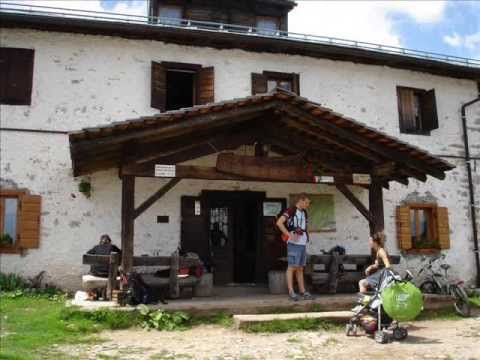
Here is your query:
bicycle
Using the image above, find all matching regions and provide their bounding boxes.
[417,254,471,317]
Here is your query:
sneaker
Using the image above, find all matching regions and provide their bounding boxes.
[301,292,315,300]
[289,292,300,301]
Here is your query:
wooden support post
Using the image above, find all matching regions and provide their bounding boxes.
[121,176,135,273]
[107,253,120,301]
[170,250,180,299]
[368,179,385,236]
[327,252,340,294]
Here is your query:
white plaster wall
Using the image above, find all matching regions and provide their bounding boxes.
[0,28,479,289]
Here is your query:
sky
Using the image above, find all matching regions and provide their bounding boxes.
[3,0,479,60]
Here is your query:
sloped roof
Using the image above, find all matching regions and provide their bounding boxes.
[69,88,454,184]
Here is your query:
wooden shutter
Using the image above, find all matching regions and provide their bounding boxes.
[151,61,166,111]
[251,73,268,95]
[292,73,300,95]
[397,87,416,133]
[0,48,34,105]
[18,194,41,249]
[421,89,438,131]
[436,206,450,249]
[196,66,214,105]
[396,206,412,250]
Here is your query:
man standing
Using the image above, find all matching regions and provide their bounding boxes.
[276,193,314,301]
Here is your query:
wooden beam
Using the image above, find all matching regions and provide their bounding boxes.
[121,164,365,184]
[336,184,375,224]
[71,102,277,155]
[133,178,181,219]
[121,175,135,272]
[368,179,385,235]
[279,103,446,180]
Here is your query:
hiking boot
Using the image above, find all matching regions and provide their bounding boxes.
[289,292,300,301]
[300,292,315,300]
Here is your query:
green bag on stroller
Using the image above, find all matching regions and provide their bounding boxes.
[381,281,423,321]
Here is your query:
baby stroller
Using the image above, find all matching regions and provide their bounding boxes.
[345,269,413,344]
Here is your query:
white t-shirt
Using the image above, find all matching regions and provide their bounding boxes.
[283,207,308,246]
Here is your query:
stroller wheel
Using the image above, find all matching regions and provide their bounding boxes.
[374,330,389,344]
[392,327,408,340]
[345,323,357,337]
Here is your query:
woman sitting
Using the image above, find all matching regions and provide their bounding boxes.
[359,231,391,293]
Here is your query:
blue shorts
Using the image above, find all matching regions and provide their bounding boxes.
[287,242,307,267]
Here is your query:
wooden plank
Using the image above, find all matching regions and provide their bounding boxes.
[133,178,181,219]
[132,256,171,267]
[170,250,180,299]
[233,311,353,329]
[83,254,111,265]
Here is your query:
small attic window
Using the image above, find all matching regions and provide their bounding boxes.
[158,5,182,25]
[256,16,279,35]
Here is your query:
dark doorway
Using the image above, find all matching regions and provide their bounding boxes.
[166,70,195,111]
[204,191,265,285]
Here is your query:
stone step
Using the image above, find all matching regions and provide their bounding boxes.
[233,311,353,329]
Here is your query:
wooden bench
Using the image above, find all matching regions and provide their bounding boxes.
[82,251,203,301]
[306,254,401,294]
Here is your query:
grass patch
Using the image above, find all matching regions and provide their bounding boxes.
[189,312,233,328]
[469,296,480,308]
[0,295,104,360]
[243,318,342,333]
[415,308,463,321]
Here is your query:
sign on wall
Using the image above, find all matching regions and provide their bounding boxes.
[263,201,283,217]
[154,165,176,177]
[289,194,336,232]
[352,173,371,185]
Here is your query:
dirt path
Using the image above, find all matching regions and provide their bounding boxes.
[59,317,480,360]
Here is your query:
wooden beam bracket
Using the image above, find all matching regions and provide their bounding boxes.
[336,183,375,224]
[133,178,181,219]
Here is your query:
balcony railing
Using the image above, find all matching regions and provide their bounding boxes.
[1,2,479,68]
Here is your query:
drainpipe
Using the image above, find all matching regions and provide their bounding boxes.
[460,83,480,287]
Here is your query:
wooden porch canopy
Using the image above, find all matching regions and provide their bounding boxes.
[69,88,454,271]
[70,88,453,183]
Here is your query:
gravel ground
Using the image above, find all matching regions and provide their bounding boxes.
[56,316,480,360]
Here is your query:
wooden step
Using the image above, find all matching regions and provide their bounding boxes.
[233,311,353,329]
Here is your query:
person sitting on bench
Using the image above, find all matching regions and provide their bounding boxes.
[87,234,121,277]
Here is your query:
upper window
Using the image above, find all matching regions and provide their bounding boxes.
[0,47,34,105]
[396,204,450,253]
[397,86,438,135]
[252,71,300,95]
[158,5,183,24]
[0,190,42,253]
[256,16,279,35]
[151,61,214,112]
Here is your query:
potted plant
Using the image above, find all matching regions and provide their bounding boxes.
[78,179,92,198]
[0,233,14,247]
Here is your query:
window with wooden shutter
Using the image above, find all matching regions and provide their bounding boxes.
[252,71,300,95]
[196,66,214,105]
[151,61,167,111]
[396,203,449,253]
[396,206,412,251]
[0,47,34,105]
[18,194,41,249]
[0,190,41,253]
[251,73,268,95]
[397,86,438,135]
[436,207,450,250]
[151,61,214,111]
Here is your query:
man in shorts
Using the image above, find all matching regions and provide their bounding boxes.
[276,193,314,301]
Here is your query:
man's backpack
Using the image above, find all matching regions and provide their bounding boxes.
[124,272,155,305]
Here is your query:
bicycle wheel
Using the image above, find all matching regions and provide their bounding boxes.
[451,285,471,317]
[420,280,441,294]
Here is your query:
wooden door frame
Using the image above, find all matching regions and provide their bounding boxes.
[203,190,266,284]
